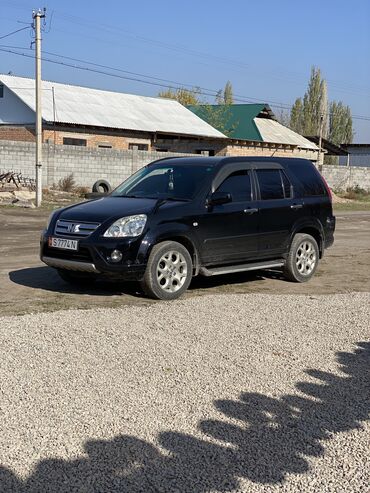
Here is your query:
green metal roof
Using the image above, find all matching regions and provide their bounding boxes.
[187,103,273,140]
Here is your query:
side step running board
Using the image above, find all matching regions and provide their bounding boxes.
[199,260,285,277]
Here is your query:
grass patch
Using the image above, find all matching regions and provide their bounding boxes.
[334,201,370,212]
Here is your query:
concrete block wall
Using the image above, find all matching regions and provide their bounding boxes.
[2,140,370,192]
[321,165,370,192]
[0,140,198,188]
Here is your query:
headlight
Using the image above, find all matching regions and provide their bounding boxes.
[103,214,147,238]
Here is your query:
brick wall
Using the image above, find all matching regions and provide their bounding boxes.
[0,126,35,142]
[43,127,153,151]
[225,143,318,161]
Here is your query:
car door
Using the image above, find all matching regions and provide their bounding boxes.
[197,165,260,265]
[255,166,302,258]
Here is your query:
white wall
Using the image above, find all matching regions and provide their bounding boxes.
[0,85,35,124]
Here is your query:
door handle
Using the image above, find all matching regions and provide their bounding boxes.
[243,208,259,214]
[290,204,303,210]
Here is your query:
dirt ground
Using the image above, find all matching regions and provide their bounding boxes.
[0,206,370,316]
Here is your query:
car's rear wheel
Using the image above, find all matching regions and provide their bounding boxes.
[283,233,319,282]
[140,241,192,300]
[57,269,97,286]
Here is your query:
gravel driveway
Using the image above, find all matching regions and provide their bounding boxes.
[0,293,369,492]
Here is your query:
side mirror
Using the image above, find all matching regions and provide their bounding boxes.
[208,191,232,206]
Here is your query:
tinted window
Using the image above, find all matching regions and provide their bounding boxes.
[287,163,326,197]
[217,170,252,202]
[281,170,292,198]
[111,164,214,200]
[257,169,284,200]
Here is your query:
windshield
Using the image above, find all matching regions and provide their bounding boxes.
[111,163,214,200]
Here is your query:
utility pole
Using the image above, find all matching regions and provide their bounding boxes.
[33,9,45,207]
[317,113,324,173]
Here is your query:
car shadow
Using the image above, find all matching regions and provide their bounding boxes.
[8,266,142,297]
[0,341,368,491]
[189,268,287,290]
[9,266,288,299]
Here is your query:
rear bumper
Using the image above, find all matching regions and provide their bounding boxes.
[324,215,336,249]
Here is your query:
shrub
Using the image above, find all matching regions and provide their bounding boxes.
[57,173,76,192]
[343,185,370,201]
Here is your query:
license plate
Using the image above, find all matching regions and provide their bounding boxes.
[48,237,78,251]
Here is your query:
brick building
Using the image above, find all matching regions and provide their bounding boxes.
[0,74,226,152]
[0,74,318,162]
[188,103,318,162]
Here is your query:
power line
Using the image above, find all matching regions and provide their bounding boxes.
[1,46,370,122]
[2,0,369,97]
[0,25,30,40]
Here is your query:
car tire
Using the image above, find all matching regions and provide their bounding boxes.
[92,179,112,194]
[283,233,319,282]
[140,241,193,300]
[57,269,97,286]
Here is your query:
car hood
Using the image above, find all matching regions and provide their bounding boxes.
[59,197,158,223]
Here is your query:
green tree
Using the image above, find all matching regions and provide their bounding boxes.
[195,104,236,137]
[289,98,304,134]
[215,81,234,105]
[158,81,236,136]
[290,67,328,136]
[158,87,202,106]
[328,101,353,145]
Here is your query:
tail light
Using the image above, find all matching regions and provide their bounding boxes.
[321,175,332,202]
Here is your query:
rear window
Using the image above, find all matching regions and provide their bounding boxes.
[287,162,326,197]
[256,169,285,200]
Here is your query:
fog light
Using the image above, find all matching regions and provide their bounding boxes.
[110,249,123,262]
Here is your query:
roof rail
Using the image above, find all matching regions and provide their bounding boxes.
[147,155,186,166]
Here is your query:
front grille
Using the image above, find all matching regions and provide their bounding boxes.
[55,219,100,237]
[43,245,93,263]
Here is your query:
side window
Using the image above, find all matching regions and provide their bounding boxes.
[256,169,284,200]
[217,170,252,202]
[280,170,292,198]
[287,163,326,197]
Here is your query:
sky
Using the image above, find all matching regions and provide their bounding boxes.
[0,0,369,142]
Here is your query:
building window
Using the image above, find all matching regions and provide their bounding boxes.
[97,143,112,149]
[196,150,215,156]
[128,143,149,151]
[156,148,168,152]
[0,85,4,98]
[63,137,87,146]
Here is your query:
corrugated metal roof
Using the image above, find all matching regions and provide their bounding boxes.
[255,119,318,150]
[0,74,226,139]
[188,103,318,149]
[188,103,266,140]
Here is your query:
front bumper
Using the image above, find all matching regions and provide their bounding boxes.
[40,231,148,280]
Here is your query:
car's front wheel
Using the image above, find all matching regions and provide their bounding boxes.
[140,241,193,300]
[283,233,319,282]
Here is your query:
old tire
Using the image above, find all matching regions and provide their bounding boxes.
[140,241,192,300]
[57,269,97,287]
[283,233,319,282]
[92,179,112,194]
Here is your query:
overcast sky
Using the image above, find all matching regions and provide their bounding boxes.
[1,0,369,142]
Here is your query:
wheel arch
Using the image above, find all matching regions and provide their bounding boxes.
[157,235,200,275]
[292,225,323,258]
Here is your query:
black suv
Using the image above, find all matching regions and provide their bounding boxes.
[40,157,335,300]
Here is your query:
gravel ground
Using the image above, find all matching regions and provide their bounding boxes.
[0,293,369,492]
